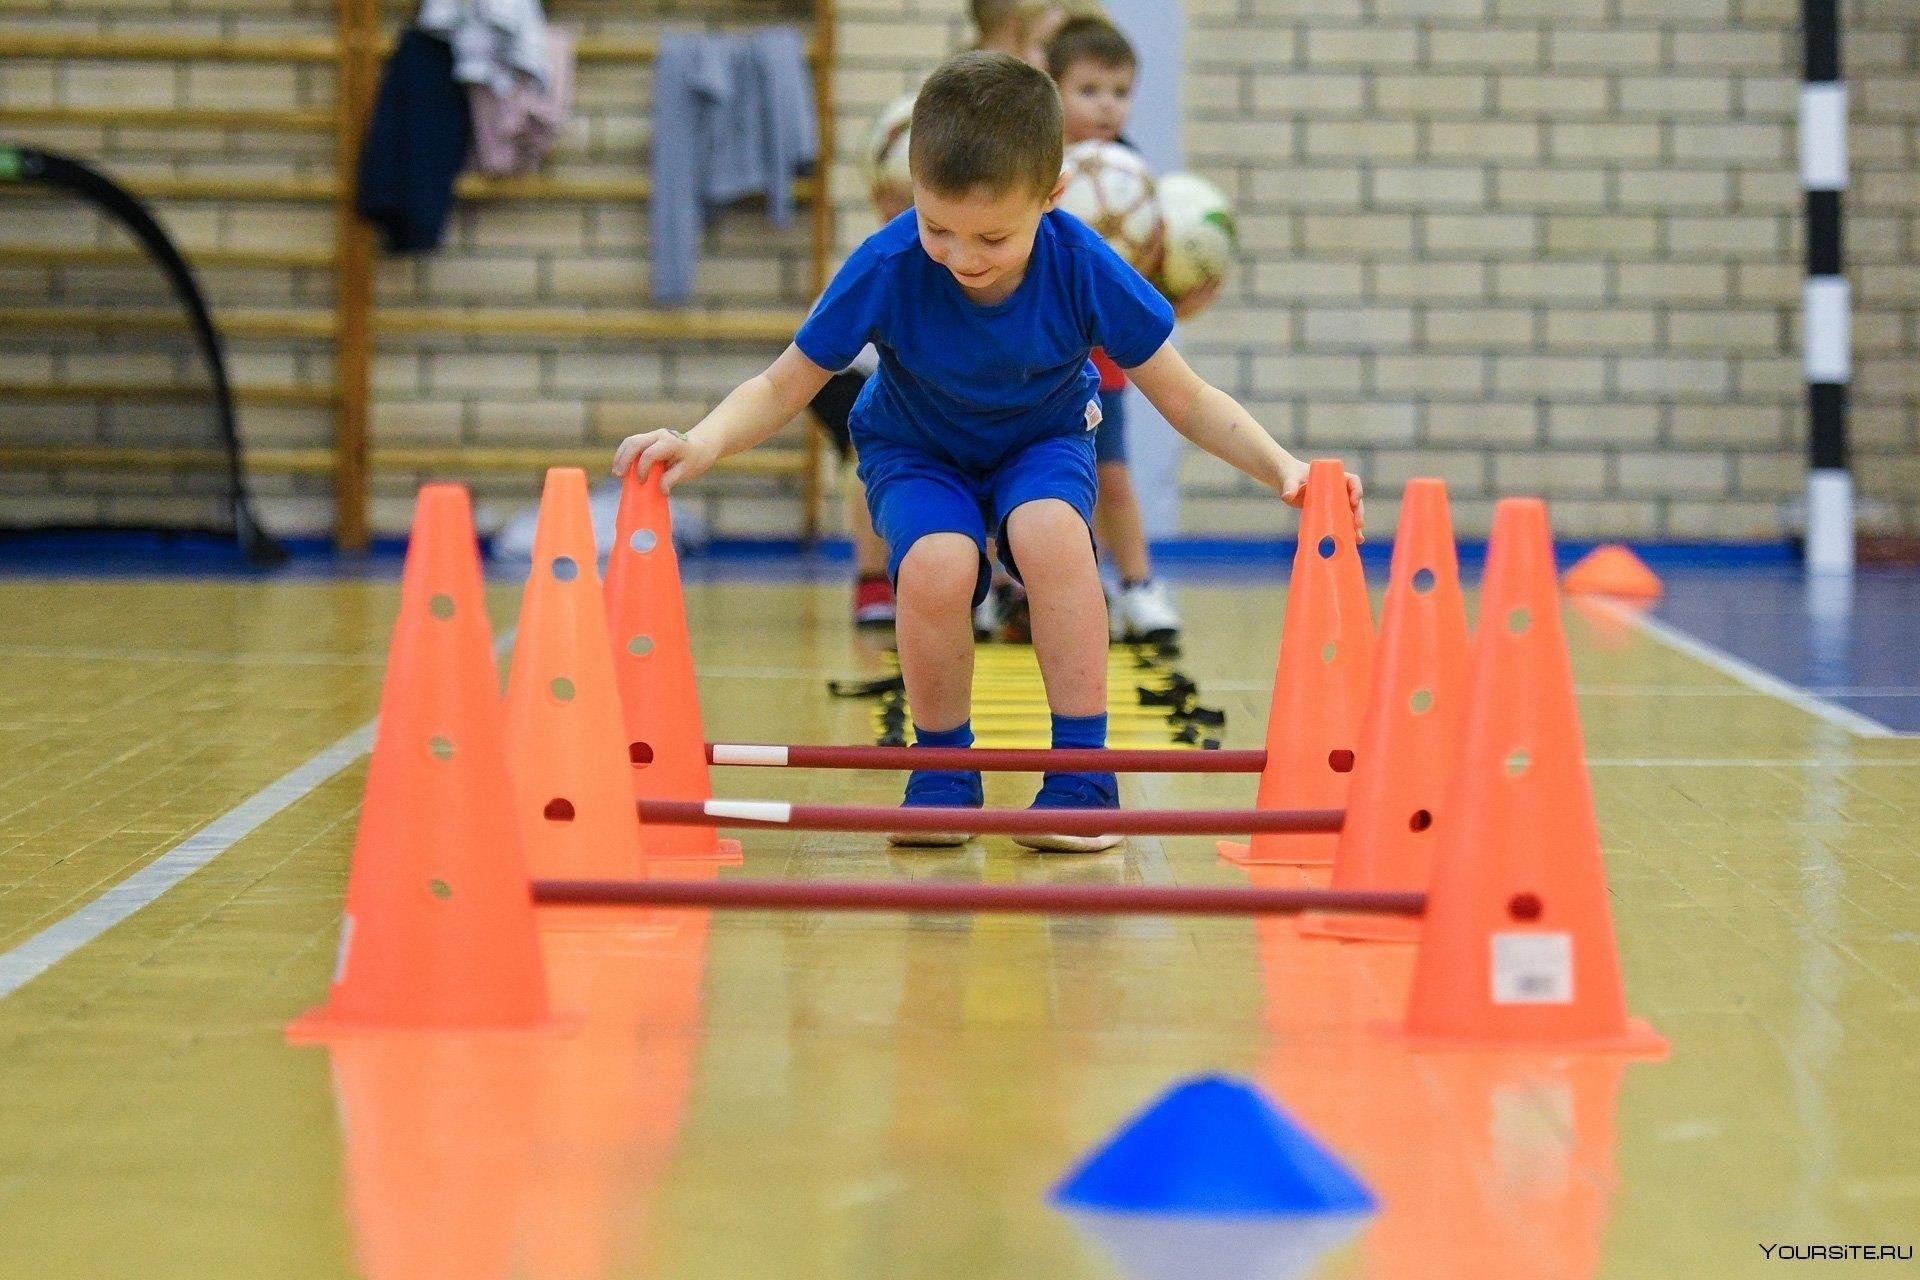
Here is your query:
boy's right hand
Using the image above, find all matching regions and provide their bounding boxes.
[611,429,719,494]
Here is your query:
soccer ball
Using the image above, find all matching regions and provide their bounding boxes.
[863,91,917,216]
[1154,171,1238,312]
[1057,139,1165,277]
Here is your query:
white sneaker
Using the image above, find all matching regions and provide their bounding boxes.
[1104,579,1125,642]
[973,591,1001,639]
[1116,579,1182,644]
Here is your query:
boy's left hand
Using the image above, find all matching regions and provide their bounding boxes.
[1279,458,1366,543]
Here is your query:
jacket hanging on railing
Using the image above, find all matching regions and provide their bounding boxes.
[357,28,472,253]
[416,0,551,95]
[650,27,818,303]
[468,25,574,177]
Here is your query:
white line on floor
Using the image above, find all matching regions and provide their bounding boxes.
[1598,602,1901,739]
[0,631,514,1002]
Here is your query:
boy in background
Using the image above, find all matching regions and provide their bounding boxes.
[1049,16,1184,643]
[616,53,1362,850]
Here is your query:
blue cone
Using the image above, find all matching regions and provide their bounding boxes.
[1051,1075,1378,1217]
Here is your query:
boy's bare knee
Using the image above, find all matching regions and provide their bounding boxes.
[1005,500,1094,579]
[898,533,979,608]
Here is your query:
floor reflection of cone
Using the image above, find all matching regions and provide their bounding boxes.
[1221,459,1374,868]
[1300,478,1468,944]
[604,466,742,863]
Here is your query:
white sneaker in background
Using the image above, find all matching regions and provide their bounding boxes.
[1104,578,1125,642]
[973,590,1001,639]
[1116,578,1182,644]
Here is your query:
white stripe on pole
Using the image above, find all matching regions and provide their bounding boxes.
[1806,469,1855,574]
[705,799,794,824]
[710,744,790,767]
[1803,277,1852,383]
[1798,83,1849,191]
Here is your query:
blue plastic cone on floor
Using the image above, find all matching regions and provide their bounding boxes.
[1052,1076,1378,1217]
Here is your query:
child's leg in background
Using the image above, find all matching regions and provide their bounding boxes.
[1093,459,1151,582]
[1091,388,1181,643]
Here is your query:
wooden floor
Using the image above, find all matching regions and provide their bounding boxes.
[0,571,1916,1278]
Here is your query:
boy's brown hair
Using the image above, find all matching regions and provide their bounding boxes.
[909,51,1064,199]
[1046,14,1134,80]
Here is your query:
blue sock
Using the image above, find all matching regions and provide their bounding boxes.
[1051,712,1107,752]
[905,720,981,806]
[914,721,974,751]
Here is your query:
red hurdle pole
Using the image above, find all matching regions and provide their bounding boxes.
[639,799,1342,836]
[534,878,1423,918]
[705,743,1266,773]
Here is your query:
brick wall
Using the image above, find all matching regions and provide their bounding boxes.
[4,0,1917,541]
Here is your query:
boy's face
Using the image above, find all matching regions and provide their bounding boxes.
[914,174,1069,302]
[1058,57,1134,145]
[979,5,1066,68]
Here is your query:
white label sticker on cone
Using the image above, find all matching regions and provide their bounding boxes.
[1491,932,1573,1004]
[332,915,355,986]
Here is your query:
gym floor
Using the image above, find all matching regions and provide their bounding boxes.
[0,550,1915,1278]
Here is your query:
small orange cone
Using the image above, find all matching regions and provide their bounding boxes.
[504,468,647,882]
[1220,459,1373,867]
[1299,478,1468,943]
[1397,499,1666,1056]
[604,465,741,862]
[1562,544,1662,599]
[289,484,552,1037]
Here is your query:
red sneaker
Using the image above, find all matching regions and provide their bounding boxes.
[854,574,896,628]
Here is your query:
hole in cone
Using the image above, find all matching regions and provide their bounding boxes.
[1506,606,1531,635]
[1504,749,1530,777]
[1508,892,1542,922]
[1409,687,1433,714]
[551,555,579,582]
[1409,809,1432,832]
[1316,535,1337,560]
[543,797,576,821]
[429,879,452,900]
[428,593,455,620]
[629,741,654,767]
[630,529,658,554]
[549,676,575,702]
[1412,567,1436,594]
[1328,749,1355,773]
[1320,641,1338,664]
[428,736,454,760]
[628,634,655,656]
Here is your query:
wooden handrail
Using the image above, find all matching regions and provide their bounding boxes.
[0,245,335,270]
[0,382,333,408]
[378,307,804,341]
[0,307,336,339]
[0,105,334,132]
[0,173,818,204]
[0,444,810,476]
[0,32,338,62]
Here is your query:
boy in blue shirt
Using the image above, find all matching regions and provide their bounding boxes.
[614,51,1364,852]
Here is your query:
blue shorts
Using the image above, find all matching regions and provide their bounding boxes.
[1093,388,1128,465]
[859,433,1098,607]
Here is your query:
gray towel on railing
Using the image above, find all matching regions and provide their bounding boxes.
[650,27,818,303]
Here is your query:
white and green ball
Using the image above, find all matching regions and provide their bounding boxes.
[1153,170,1238,308]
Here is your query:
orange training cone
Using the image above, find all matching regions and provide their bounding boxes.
[504,468,647,882]
[1220,459,1374,867]
[604,464,741,862]
[289,484,552,1037]
[1397,498,1666,1056]
[1561,544,1662,600]
[1299,478,1468,943]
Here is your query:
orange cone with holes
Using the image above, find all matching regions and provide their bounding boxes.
[1396,498,1666,1055]
[1562,544,1662,599]
[504,468,646,881]
[604,464,741,862]
[288,484,551,1038]
[1219,459,1374,867]
[1300,478,1469,942]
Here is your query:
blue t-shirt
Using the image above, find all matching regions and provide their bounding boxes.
[794,208,1175,473]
